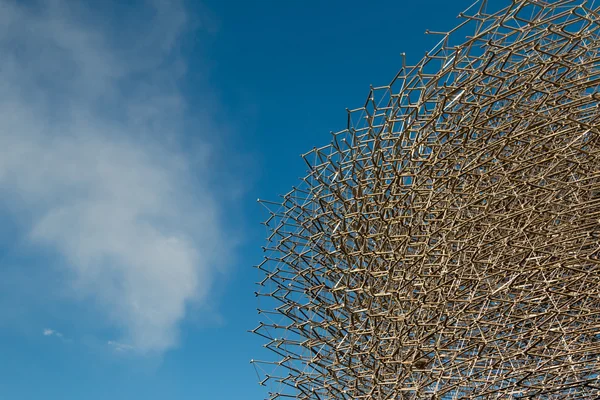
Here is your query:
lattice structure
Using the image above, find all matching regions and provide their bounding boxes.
[252,0,600,398]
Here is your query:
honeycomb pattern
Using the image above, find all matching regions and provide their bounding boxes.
[253,1,600,398]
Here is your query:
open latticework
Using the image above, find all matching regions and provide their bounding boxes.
[252,0,600,398]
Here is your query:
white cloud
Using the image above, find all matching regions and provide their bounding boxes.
[0,0,229,353]
[43,329,63,338]
[108,340,135,352]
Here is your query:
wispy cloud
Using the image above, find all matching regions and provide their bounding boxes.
[0,0,230,353]
[107,340,135,352]
[43,329,63,338]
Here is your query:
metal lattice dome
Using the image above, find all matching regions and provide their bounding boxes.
[253,0,600,398]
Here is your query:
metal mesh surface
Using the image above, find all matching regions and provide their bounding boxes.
[252,1,600,398]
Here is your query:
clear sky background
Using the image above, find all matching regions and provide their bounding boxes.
[0,0,503,399]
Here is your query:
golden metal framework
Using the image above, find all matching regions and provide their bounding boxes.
[252,0,600,398]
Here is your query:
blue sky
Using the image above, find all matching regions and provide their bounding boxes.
[0,0,500,399]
